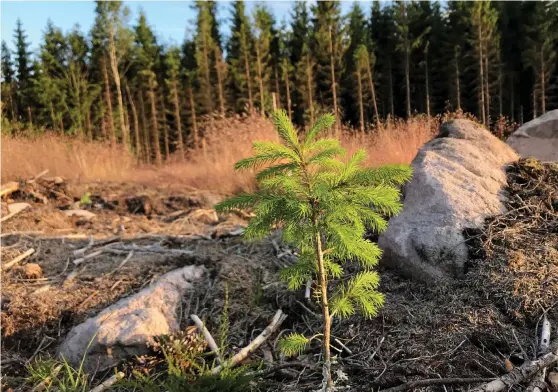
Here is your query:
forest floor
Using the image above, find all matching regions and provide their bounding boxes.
[1,161,557,391]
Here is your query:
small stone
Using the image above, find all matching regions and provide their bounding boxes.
[64,209,96,220]
[24,263,43,279]
[548,372,558,392]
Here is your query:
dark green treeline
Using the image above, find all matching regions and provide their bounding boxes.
[1,1,557,161]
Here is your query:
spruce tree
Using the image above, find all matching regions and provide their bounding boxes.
[343,3,369,127]
[289,2,311,125]
[165,46,185,159]
[523,1,557,115]
[226,0,254,114]
[216,110,412,390]
[1,40,16,121]
[13,18,34,123]
[253,5,273,116]
[135,10,162,164]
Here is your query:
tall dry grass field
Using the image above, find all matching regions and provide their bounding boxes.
[2,114,440,193]
[2,134,136,183]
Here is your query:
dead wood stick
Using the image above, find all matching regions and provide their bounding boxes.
[470,349,558,392]
[73,250,103,265]
[73,235,95,256]
[89,372,124,392]
[526,315,553,392]
[0,203,30,222]
[108,251,134,275]
[28,169,49,184]
[3,248,35,270]
[380,377,494,392]
[191,314,222,364]
[0,181,19,198]
[211,309,286,374]
[106,243,194,255]
[525,369,546,392]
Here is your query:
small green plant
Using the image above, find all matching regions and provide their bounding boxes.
[26,355,89,392]
[80,192,92,206]
[216,110,412,390]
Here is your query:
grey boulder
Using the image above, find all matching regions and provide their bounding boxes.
[59,265,206,372]
[378,119,519,281]
[507,109,558,162]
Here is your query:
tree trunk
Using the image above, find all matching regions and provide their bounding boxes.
[533,88,538,119]
[328,27,339,137]
[425,58,430,117]
[255,45,265,117]
[201,30,213,120]
[159,89,170,159]
[306,55,315,124]
[85,110,92,142]
[366,59,381,129]
[485,54,490,124]
[455,48,461,111]
[188,83,199,150]
[404,48,411,118]
[171,81,184,161]
[109,27,129,149]
[274,66,281,110]
[125,84,141,159]
[100,103,107,140]
[148,77,162,166]
[27,106,33,127]
[356,68,365,134]
[102,57,116,147]
[215,46,226,117]
[540,51,546,114]
[49,103,57,132]
[510,77,514,121]
[139,91,151,164]
[478,26,486,125]
[242,33,254,115]
[389,60,394,118]
[314,222,332,390]
[498,63,503,117]
[285,67,292,121]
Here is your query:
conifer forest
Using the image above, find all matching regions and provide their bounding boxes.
[1,0,558,161]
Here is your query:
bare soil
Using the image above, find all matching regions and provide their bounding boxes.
[1,167,557,391]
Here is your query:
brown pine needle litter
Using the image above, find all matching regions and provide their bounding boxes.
[466,158,558,321]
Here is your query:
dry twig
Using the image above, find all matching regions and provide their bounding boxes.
[191,314,222,364]
[212,309,286,374]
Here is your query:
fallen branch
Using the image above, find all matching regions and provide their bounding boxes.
[106,243,194,255]
[211,309,286,374]
[108,251,134,275]
[470,349,558,392]
[380,377,494,392]
[191,314,222,364]
[73,236,95,256]
[73,250,103,265]
[28,169,49,184]
[3,248,35,270]
[1,202,30,223]
[89,372,124,392]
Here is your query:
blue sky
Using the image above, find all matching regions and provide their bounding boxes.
[1,1,356,53]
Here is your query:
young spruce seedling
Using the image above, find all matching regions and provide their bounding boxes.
[216,110,412,390]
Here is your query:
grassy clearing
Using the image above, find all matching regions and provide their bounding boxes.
[2,114,440,193]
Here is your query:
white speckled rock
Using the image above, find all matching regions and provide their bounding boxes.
[378,119,519,281]
[59,265,206,372]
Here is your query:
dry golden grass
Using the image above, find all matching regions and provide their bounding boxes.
[2,134,135,182]
[2,114,442,193]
